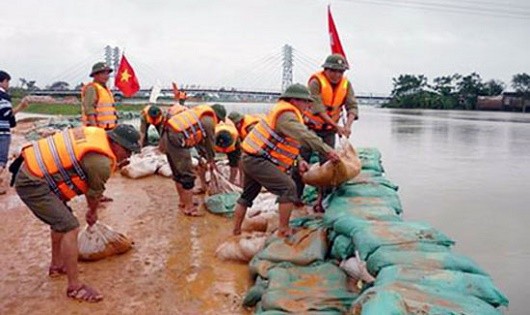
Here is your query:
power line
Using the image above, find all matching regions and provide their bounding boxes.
[338,0,530,19]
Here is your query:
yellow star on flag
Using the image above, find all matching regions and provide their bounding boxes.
[120,69,131,82]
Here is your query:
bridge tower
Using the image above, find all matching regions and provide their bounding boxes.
[281,44,293,92]
[104,45,121,81]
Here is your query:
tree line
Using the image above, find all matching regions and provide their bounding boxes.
[384,73,530,110]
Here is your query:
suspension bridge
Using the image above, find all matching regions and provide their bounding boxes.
[30,45,390,105]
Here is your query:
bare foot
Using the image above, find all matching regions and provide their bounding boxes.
[233,227,242,236]
[277,227,296,238]
[99,195,113,203]
[48,265,67,278]
[66,284,103,303]
[183,206,203,217]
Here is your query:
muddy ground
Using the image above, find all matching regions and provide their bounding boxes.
[0,119,253,315]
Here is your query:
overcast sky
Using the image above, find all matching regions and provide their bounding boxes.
[2,0,529,94]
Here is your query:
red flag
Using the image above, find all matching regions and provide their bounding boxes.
[328,5,348,63]
[115,54,140,97]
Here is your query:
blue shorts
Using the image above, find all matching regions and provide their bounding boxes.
[0,134,11,168]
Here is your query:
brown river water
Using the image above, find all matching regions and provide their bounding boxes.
[1,105,528,314]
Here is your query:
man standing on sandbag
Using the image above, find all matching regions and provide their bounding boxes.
[214,118,242,184]
[139,104,164,147]
[233,84,340,237]
[12,124,140,303]
[81,62,118,130]
[160,103,226,216]
[227,112,264,140]
[293,54,359,212]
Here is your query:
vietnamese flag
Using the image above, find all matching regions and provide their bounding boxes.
[328,5,348,63]
[115,54,140,97]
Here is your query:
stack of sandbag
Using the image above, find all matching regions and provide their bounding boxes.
[120,146,172,179]
[215,232,268,262]
[78,222,133,261]
[302,140,361,187]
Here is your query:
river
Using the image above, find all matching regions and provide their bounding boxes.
[221,103,530,314]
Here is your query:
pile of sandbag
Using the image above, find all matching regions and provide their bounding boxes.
[78,222,134,261]
[303,140,361,187]
[120,146,172,179]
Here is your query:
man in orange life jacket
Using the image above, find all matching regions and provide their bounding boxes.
[214,118,242,184]
[294,54,359,212]
[139,105,164,147]
[227,111,264,141]
[160,103,226,216]
[232,84,340,237]
[12,124,140,303]
[81,62,118,130]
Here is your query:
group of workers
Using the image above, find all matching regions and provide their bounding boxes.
[0,52,358,303]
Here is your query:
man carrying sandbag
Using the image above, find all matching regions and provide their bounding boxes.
[214,118,242,184]
[232,84,340,237]
[139,104,164,147]
[293,54,359,212]
[12,124,140,303]
[160,103,226,216]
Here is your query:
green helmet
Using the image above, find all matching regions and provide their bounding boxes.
[147,105,162,118]
[215,130,235,148]
[322,54,349,71]
[107,124,141,153]
[90,62,113,77]
[211,104,227,121]
[279,83,314,102]
[228,111,244,124]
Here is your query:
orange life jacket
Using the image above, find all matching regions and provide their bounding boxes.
[165,105,218,148]
[21,127,117,202]
[303,71,349,131]
[81,82,118,130]
[238,114,264,140]
[215,119,239,153]
[241,101,303,171]
[141,105,164,126]
[167,104,187,117]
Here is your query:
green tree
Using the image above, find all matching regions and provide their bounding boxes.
[482,79,505,96]
[512,73,530,94]
[391,74,428,97]
[456,72,485,110]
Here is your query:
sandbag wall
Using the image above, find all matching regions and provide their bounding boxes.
[244,148,508,314]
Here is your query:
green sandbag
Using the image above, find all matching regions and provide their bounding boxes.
[330,183,403,215]
[204,192,238,216]
[350,282,502,315]
[323,200,402,227]
[366,247,487,276]
[349,173,398,190]
[260,263,357,314]
[357,148,384,175]
[302,185,318,205]
[376,266,509,307]
[329,234,355,260]
[243,276,268,307]
[250,228,328,278]
[333,219,454,260]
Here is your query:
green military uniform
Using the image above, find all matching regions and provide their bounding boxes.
[161,116,216,189]
[237,87,332,208]
[15,154,112,233]
[139,116,163,147]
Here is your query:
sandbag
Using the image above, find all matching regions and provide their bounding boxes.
[366,247,487,276]
[340,255,375,283]
[357,147,384,175]
[78,222,133,261]
[375,266,509,307]
[333,219,454,261]
[302,140,361,187]
[260,263,357,314]
[120,146,170,179]
[329,183,403,215]
[323,200,402,227]
[250,227,328,278]
[350,282,502,315]
[329,234,355,260]
[215,232,267,262]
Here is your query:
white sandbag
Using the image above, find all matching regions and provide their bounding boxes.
[121,146,171,179]
[215,232,267,262]
[247,193,277,217]
[157,163,173,177]
[78,222,134,261]
[340,253,375,283]
[302,140,361,187]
